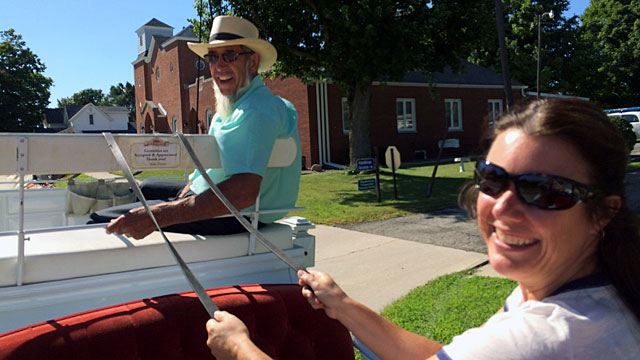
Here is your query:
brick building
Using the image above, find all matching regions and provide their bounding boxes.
[134,18,526,169]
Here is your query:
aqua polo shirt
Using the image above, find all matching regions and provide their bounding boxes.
[188,76,301,223]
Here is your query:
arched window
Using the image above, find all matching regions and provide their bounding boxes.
[206,110,213,132]
[155,67,160,82]
[172,116,178,133]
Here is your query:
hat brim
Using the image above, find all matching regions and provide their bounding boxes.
[187,38,277,73]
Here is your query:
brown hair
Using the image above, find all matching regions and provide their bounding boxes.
[459,98,640,320]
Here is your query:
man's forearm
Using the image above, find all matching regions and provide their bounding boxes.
[153,173,262,227]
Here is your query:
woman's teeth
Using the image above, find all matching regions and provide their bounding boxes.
[496,231,537,246]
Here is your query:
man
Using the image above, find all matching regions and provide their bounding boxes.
[93,16,301,239]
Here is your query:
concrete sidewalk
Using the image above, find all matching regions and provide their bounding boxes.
[308,225,489,313]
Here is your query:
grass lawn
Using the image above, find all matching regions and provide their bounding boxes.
[381,270,516,344]
[291,162,474,225]
[352,269,516,359]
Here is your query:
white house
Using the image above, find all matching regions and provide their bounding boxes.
[68,104,132,133]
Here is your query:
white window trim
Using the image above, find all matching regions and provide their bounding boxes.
[488,99,503,127]
[396,98,417,133]
[172,116,178,133]
[445,99,463,131]
[341,97,349,135]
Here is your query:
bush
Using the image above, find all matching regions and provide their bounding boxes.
[609,116,636,152]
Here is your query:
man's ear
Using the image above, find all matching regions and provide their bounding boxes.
[249,53,260,75]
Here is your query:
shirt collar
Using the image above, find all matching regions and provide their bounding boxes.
[233,75,263,110]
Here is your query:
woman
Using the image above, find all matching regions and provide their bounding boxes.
[206,99,640,359]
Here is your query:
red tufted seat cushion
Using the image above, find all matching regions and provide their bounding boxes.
[0,284,355,360]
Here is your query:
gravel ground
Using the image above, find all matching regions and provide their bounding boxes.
[339,148,640,254]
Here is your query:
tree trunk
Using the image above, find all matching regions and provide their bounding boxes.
[348,81,372,167]
[494,0,513,110]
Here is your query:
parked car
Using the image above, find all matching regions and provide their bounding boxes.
[605,106,640,138]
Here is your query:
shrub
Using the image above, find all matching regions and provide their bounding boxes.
[609,116,636,153]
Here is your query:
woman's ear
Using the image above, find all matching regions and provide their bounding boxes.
[598,195,622,229]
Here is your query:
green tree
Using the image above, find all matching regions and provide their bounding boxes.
[57,88,105,108]
[571,0,640,107]
[190,0,490,166]
[0,29,53,132]
[469,0,579,96]
[104,82,136,122]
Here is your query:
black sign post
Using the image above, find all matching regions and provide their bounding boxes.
[374,147,381,202]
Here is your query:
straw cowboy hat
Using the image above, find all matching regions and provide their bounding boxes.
[188,16,277,73]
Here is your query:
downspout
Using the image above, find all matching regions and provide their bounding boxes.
[316,82,346,169]
[315,83,325,166]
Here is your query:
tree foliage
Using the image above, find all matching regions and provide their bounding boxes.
[189,0,490,165]
[573,0,640,107]
[57,88,106,108]
[57,82,135,122]
[105,82,136,122]
[469,0,579,96]
[0,29,53,132]
[470,0,639,108]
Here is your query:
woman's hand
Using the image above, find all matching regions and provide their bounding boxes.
[298,269,348,319]
[206,311,266,360]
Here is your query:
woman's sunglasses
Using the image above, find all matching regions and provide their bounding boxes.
[474,160,599,210]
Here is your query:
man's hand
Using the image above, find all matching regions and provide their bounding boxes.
[105,205,157,239]
[177,181,193,198]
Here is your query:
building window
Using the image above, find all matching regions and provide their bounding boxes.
[89,114,94,125]
[196,59,206,71]
[170,62,174,72]
[445,99,463,131]
[140,124,144,133]
[206,110,213,131]
[137,78,141,87]
[172,117,178,133]
[488,99,503,128]
[155,67,160,82]
[139,36,142,46]
[341,97,350,134]
[396,98,416,132]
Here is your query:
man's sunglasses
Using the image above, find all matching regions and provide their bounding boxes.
[204,51,253,64]
[474,160,599,210]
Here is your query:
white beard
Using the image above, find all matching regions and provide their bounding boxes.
[214,63,252,122]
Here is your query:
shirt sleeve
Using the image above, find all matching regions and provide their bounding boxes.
[439,301,574,360]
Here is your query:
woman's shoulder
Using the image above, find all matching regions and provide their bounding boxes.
[442,287,640,359]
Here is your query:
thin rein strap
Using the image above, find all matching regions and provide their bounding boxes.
[102,132,219,318]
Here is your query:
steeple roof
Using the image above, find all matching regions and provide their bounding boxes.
[142,18,173,29]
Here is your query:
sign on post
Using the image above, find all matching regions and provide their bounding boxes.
[385,146,401,171]
[358,178,377,191]
[385,146,401,199]
[356,158,375,171]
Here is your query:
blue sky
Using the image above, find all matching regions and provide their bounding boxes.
[1,0,591,107]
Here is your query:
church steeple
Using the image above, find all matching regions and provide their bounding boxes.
[135,18,174,56]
